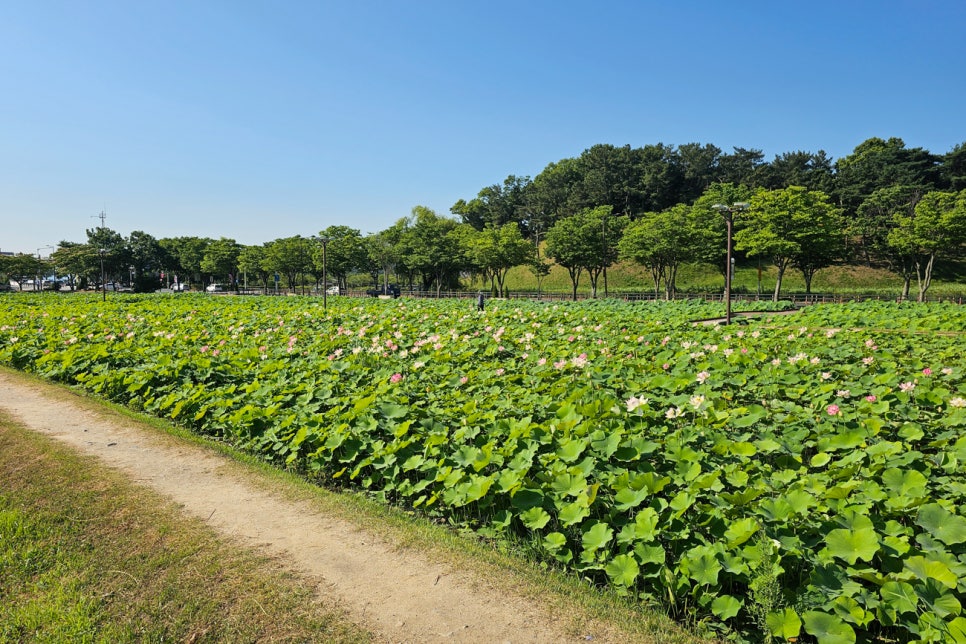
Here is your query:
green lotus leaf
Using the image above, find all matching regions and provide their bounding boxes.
[519,506,551,531]
[710,594,742,620]
[766,607,802,639]
[824,527,880,565]
[605,553,640,587]
[803,611,856,644]
[917,503,966,545]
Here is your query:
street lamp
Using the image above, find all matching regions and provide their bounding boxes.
[711,202,749,325]
[99,248,107,302]
[36,246,54,291]
[313,236,331,310]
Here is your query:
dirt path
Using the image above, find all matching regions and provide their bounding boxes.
[0,371,609,643]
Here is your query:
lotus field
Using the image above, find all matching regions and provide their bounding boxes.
[2,294,966,643]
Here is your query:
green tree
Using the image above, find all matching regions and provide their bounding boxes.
[943,142,966,191]
[852,186,923,298]
[400,206,466,295]
[87,227,130,286]
[887,190,966,302]
[127,230,166,292]
[834,137,942,217]
[619,204,714,299]
[759,150,835,193]
[2,253,44,291]
[200,238,242,290]
[545,206,621,300]
[159,237,212,287]
[366,220,406,293]
[314,226,367,292]
[466,223,534,296]
[692,183,756,273]
[735,186,844,300]
[237,244,271,292]
[451,175,532,233]
[529,158,583,231]
[263,236,312,293]
[51,241,100,290]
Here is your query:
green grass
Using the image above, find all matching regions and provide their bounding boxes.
[0,411,370,644]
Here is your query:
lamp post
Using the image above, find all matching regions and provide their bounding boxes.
[313,236,331,310]
[711,202,749,325]
[99,248,107,302]
[36,246,53,291]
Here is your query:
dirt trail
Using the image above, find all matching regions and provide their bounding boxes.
[0,371,607,643]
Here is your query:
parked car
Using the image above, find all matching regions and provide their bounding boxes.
[366,284,400,298]
[206,283,227,293]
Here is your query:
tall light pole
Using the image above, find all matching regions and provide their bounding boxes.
[99,248,107,302]
[313,236,331,310]
[36,246,53,291]
[711,202,749,325]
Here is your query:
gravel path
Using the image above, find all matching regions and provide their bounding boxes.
[0,370,614,643]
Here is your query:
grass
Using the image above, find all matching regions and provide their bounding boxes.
[0,409,370,644]
[0,370,708,643]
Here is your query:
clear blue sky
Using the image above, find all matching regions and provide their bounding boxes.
[2,0,964,255]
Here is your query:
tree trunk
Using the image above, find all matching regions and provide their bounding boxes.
[567,266,581,302]
[773,263,787,302]
[916,254,935,303]
[901,276,911,300]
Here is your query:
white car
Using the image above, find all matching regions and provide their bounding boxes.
[206,283,227,293]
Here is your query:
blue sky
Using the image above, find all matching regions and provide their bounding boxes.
[2,0,964,255]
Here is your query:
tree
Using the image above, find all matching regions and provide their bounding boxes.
[51,241,100,290]
[314,226,368,292]
[263,236,312,293]
[717,147,767,187]
[400,206,465,295]
[1,254,44,291]
[734,186,844,300]
[466,223,534,296]
[888,190,966,302]
[87,227,129,285]
[159,237,212,287]
[943,142,966,191]
[200,238,242,290]
[568,145,644,216]
[544,206,622,300]
[852,186,923,297]
[759,150,835,193]
[692,183,756,273]
[834,137,942,217]
[237,244,271,292]
[366,220,406,293]
[619,204,716,299]
[127,230,166,292]
[674,142,722,203]
[528,158,583,231]
[451,175,532,233]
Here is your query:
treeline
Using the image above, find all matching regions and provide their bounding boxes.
[3,137,965,300]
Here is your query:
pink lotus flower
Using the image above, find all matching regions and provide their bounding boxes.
[865,395,877,402]
[899,381,916,392]
[826,404,840,416]
[390,373,403,383]
[696,371,710,384]
[922,368,933,376]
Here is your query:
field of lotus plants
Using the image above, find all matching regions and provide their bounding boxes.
[2,293,965,643]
